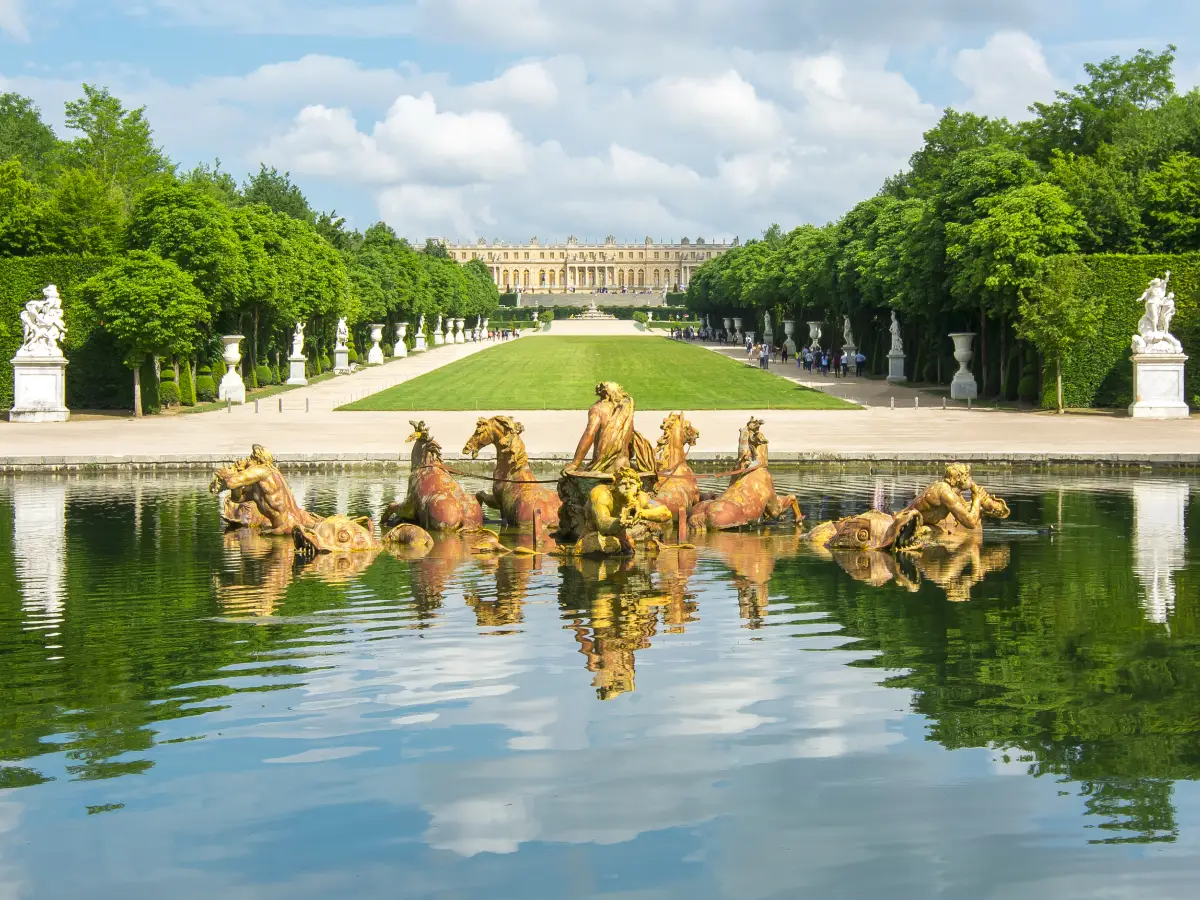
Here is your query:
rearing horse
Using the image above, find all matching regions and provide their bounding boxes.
[383,420,483,532]
[652,412,700,523]
[687,417,802,532]
[463,415,561,531]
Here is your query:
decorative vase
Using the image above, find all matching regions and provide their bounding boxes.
[218,335,246,404]
[367,324,385,365]
[949,332,978,400]
[807,321,822,352]
[394,323,408,358]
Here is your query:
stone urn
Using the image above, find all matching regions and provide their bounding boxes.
[218,335,246,404]
[455,318,466,344]
[393,323,409,358]
[732,317,743,343]
[367,324,385,365]
[807,321,822,352]
[783,320,797,356]
[949,332,978,400]
[722,317,732,339]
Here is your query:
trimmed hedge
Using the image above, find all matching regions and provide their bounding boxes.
[138,357,159,414]
[1053,253,1200,409]
[159,365,180,407]
[0,254,125,409]
[179,358,195,406]
[195,364,215,402]
[255,363,274,386]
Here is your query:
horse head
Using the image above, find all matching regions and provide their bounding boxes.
[656,412,699,467]
[407,420,443,466]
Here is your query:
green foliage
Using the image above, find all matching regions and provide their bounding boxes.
[210,355,226,384]
[81,251,208,370]
[1053,252,1200,407]
[538,309,553,325]
[347,345,358,363]
[255,363,274,386]
[158,365,180,407]
[1142,151,1200,250]
[0,254,123,408]
[1017,353,1040,402]
[0,159,44,256]
[194,366,215,402]
[241,164,313,222]
[0,93,58,181]
[632,311,648,325]
[138,357,159,413]
[178,359,195,405]
[1017,255,1101,410]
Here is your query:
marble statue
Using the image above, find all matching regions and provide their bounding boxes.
[842,315,854,348]
[1131,272,1183,354]
[763,310,773,340]
[17,285,67,358]
[889,310,903,354]
[335,318,349,349]
[291,321,306,358]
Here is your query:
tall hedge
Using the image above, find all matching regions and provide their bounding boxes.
[0,254,125,409]
[1054,253,1200,409]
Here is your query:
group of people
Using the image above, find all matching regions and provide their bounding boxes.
[796,347,866,377]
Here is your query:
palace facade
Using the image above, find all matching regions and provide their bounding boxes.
[437,234,737,294]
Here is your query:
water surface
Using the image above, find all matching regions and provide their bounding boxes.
[1,470,1198,899]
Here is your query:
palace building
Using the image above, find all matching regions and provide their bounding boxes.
[436,234,737,294]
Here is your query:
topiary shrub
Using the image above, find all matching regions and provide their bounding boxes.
[348,345,359,363]
[178,358,196,406]
[320,352,330,371]
[159,365,180,407]
[211,355,227,384]
[256,363,274,386]
[139,357,160,414]
[1017,354,1039,403]
[195,364,216,402]
[272,364,281,384]
[632,311,648,326]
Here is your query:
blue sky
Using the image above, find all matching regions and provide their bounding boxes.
[1,1,1196,243]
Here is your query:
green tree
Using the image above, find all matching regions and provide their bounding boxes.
[1015,255,1100,413]
[125,180,247,315]
[61,84,172,208]
[1141,151,1200,251]
[82,251,209,417]
[0,93,59,181]
[1048,146,1145,252]
[422,238,451,259]
[38,167,125,255]
[242,164,313,222]
[0,159,44,256]
[183,159,242,208]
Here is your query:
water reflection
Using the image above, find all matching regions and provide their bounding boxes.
[0,469,1198,878]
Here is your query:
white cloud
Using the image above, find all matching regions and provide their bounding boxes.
[464,61,558,108]
[953,30,1058,120]
[0,0,29,41]
[645,70,783,145]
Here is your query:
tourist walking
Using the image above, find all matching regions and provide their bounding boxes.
[855,351,865,376]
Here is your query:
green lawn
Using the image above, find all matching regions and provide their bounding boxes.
[339,336,857,410]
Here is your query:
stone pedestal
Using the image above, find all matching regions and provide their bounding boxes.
[887,350,907,384]
[783,320,797,356]
[433,320,445,346]
[394,323,408,358]
[287,354,308,386]
[218,334,246,404]
[949,332,978,401]
[732,318,743,343]
[806,321,822,353]
[1133,479,1189,623]
[455,318,466,344]
[367,324,385,365]
[9,356,69,422]
[413,328,427,353]
[333,346,351,375]
[1129,353,1189,418]
[842,344,857,375]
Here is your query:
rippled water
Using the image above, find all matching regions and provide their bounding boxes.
[1,470,1199,899]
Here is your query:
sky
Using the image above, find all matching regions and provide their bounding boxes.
[0,0,1196,244]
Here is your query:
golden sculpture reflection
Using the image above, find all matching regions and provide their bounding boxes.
[705,530,804,628]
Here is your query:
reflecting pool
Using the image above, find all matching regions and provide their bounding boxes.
[1,470,1198,898]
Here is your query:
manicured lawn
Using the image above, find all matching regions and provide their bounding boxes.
[339,336,857,410]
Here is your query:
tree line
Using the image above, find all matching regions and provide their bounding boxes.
[0,85,499,413]
[685,46,1199,409]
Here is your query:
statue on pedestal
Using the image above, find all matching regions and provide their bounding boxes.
[335,317,349,349]
[842,315,854,349]
[291,321,306,358]
[17,285,67,358]
[1131,272,1183,354]
[889,310,904,355]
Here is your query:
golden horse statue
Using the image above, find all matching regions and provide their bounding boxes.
[383,420,484,533]
[463,415,561,531]
[652,412,701,524]
[687,418,802,532]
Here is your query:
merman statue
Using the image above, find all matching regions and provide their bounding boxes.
[574,467,673,556]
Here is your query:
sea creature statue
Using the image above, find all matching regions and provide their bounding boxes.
[652,412,701,523]
[573,467,674,556]
[805,463,1010,551]
[209,444,320,533]
[557,381,658,541]
[687,418,802,532]
[463,415,562,531]
[1131,271,1183,354]
[383,420,484,532]
[17,284,68,358]
[293,514,380,556]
